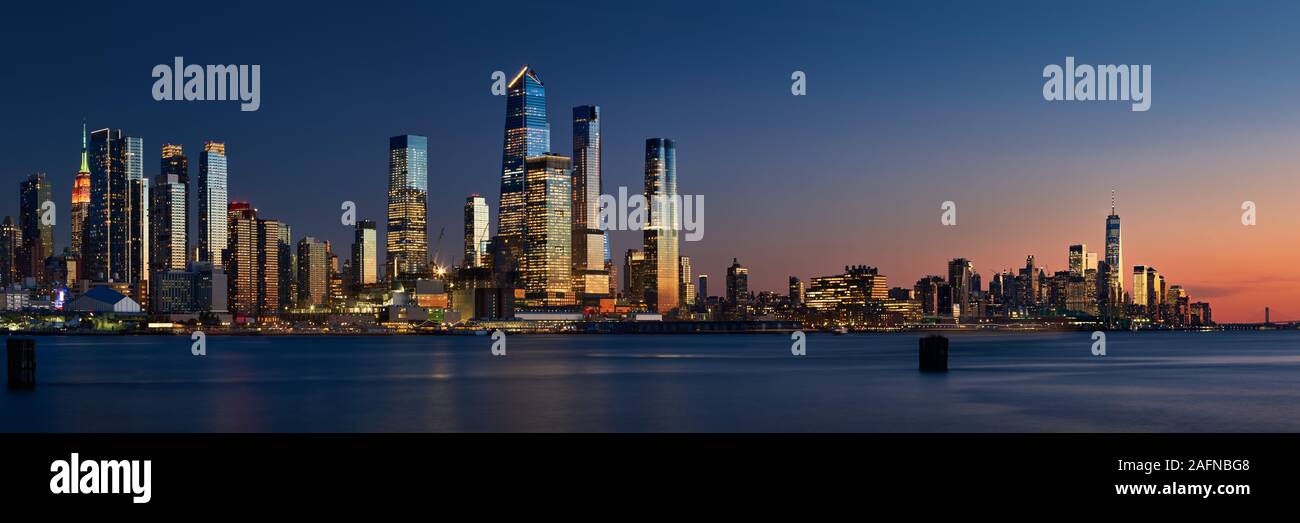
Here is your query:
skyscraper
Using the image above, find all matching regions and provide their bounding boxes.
[463,195,489,268]
[571,105,609,302]
[198,141,229,268]
[0,217,19,287]
[277,224,296,310]
[698,274,709,303]
[643,138,679,314]
[297,237,328,308]
[125,136,148,291]
[150,163,188,273]
[678,256,695,307]
[623,249,647,305]
[726,258,749,309]
[789,276,804,307]
[86,128,130,282]
[497,66,550,286]
[947,258,972,318]
[160,143,190,249]
[19,173,53,287]
[386,135,429,279]
[71,124,91,260]
[522,154,573,306]
[227,202,260,318]
[1104,192,1124,313]
[352,220,377,289]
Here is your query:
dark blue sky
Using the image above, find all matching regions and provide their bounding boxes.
[3,1,1299,320]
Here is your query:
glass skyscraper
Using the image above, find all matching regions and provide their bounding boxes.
[1104,192,1123,312]
[150,150,188,273]
[125,136,148,288]
[643,138,679,314]
[386,135,429,279]
[571,105,609,302]
[497,66,550,287]
[198,141,229,268]
[19,173,53,286]
[352,220,378,288]
[463,195,489,268]
[522,154,572,306]
[87,128,129,282]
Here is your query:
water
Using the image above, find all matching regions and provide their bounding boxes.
[2,332,1298,432]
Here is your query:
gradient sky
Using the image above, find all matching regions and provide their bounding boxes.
[2,1,1298,322]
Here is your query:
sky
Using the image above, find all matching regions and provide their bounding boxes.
[1,0,1298,322]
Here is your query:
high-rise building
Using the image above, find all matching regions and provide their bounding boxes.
[19,173,54,287]
[1104,192,1124,314]
[160,144,190,247]
[726,258,749,309]
[1068,244,1086,276]
[125,136,148,292]
[522,154,573,306]
[678,256,695,307]
[352,220,378,289]
[623,249,648,305]
[698,274,709,304]
[571,105,609,301]
[227,202,258,318]
[806,265,889,311]
[297,237,328,308]
[947,258,972,318]
[86,128,130,282]
[198,141,229,268]
[789,276,805,307]
[643,138,679,314]
[463,195,489,268]
[71,124,91,261]
[277,224,296,310]
[386,135,429,279]
[497,66,550,286]
[150,148,188,273]
[0,217,19,287]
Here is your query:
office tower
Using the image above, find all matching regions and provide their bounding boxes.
[914,275,946,316]
[277,224,296,310]
[18,173,54,286]
[789,276,804,307]
[150,154,188,272]
[497,66,550,286]
[522,154,573,306]
[71,124,91,259]
[86,128,130,282]
[1068,244,1086,276]
[1017,255,1040,308]
[160,144,190,246]
[198,141,229,267]
[726,258,749,308]
[1104,192,1123,312]
[352,220,377,289]
[1131,265,1148,309]
[125,136,148,292]
[150,261,226,315]
[227,203,258,318]
[297,237,328,308]
[698,274,709,304]
[643,138,679,314]
[387,135,429,279]
[571,105,609,301]
[0,217,19,287]
[623,249,647,305]
[806,265,889,311]
[463,195,489,268]
[947,258,972,318]
[679,256,695,307]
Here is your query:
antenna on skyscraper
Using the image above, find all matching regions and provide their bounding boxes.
[1111,190,1116,214]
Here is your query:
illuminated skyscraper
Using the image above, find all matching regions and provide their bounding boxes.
[277,224,296,310]
[71,123,91,259]
[947,258,972,318]
[497,66,550,286]
[623,249,648,305]
[522,154,572,306]
[463,195,489,268]
[386,135,429,279]
[352,220,377,289]
[226,202,280,321]
[643,138,679,314]
[198,141,229,268]
[125,136,148,291]
[86,128,129,282]
[160,143,190,246]
[726,258,749,309]
[1104,192,1124,314]
[19,173,53,287]
[150,160,188,272]
[571,105,609,301]
[678,256,695,307]
[297,237,329,308]
[0,217,18,287]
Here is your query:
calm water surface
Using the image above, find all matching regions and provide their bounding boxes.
[3,332,1298,432]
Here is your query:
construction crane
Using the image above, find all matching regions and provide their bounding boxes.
[431,226,446,276]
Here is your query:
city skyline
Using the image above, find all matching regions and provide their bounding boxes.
[2,2,1299,322]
